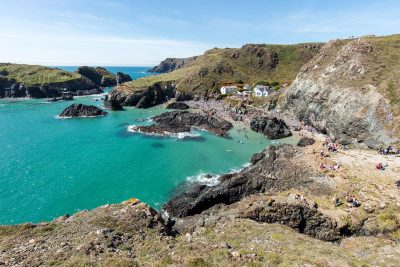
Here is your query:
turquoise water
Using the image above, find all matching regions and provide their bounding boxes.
[0,67,293,225]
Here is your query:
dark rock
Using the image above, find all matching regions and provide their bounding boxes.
[250,117,292,139]
[59,104,108,118]
[166,102,189,110]
[46,95,74,102]
[148,57,197,73]
[297,137,315,147]
[163,145,331,218]
[250,152,264,164]
[116,72,132,84]
[239,198,340,241]
[77,66,103,85]
[175,91,194,102]
[134,111,233,137]
[104,95,124,111]
[104,82,176,109]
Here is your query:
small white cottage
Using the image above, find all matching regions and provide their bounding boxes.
[220,85,238,95]
[253,85,272,97]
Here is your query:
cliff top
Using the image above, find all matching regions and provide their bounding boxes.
[123,42,323,93]
[0,63,82,85]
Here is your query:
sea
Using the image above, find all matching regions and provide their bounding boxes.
[0,66,293,225]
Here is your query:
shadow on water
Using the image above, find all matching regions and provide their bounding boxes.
[151,142,165,148]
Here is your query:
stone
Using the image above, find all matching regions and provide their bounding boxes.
[59,104,108,118]
[166,102,189,110]
[250,116,292,139]
[297,137,315,147]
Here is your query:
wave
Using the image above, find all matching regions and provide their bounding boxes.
[127,125,201,139]
[186,162,251,187]
[186,173,221,186]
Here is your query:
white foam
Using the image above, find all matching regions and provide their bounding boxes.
[186,162,251,187]
[127,125,201,139]
[186,173,221,186]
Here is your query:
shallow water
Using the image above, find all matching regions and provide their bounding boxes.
[0,67,295,225]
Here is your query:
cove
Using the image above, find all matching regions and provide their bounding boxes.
[0,69,292,225]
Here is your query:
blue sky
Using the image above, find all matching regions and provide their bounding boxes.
[1,0,399,66]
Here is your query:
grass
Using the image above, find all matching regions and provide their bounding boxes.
[123,43,322,93]
[0,63,81,85]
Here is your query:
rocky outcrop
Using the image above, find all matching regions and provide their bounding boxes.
[0,78,102,99]
[77,66,132,87]
[148,57,197,73]
[250,116,292,139]
[116,72,132,84]
[281,37,400,148]
[175,91,194,102]
[297,137,315,147]
[239,197,341,241]
[166,102,189,110]
[59,104,108,118]
[104,81,176,109]
[132,110,233,136]
[163,145,332,218]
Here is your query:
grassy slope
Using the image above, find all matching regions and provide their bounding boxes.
[0,63,82,85]
[124,43,322,93]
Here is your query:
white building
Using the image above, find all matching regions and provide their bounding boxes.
[220,85,238,95]
[253,85,273,97]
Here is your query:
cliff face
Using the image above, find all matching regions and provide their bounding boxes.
[76,66,132,87]
[0,64,103,98]
[148,57,197,73]
[104,81,176,109]
[281,35,400,148]
[108,43,322,107]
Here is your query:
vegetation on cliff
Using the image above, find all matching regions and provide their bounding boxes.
[123,43,322,93]
[0,63,81,85]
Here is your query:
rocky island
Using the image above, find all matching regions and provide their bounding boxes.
[59,104,108,118]
[130,110,233,137]
[0,64,132,100]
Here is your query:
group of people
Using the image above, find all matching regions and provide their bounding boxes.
[320,163,340,171]
[323,138,341,152]
[378,145,400,156]
[333,193,361,208]
[376,162,389,171]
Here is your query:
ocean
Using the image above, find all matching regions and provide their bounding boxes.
[0,67,291,224]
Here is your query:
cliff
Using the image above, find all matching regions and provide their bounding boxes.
[76,66,132,87]
[0,64,101,98]
[280,35,400,148]
[106,43,322,108]
[148,57,197,73]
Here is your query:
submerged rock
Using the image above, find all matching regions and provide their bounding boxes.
[250,116,292,139]
[133,110,233,136]
[59,104,108,118]
[166,102,189,110]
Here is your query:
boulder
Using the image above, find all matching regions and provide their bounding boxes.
[297,137,315,147]
[175,91,194,102]
[166,102,189,110]
[59,104,108,118]
[250,117,292,139]
[134,111,233,136]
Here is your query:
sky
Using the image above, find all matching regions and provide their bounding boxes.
[0,0,400,66]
